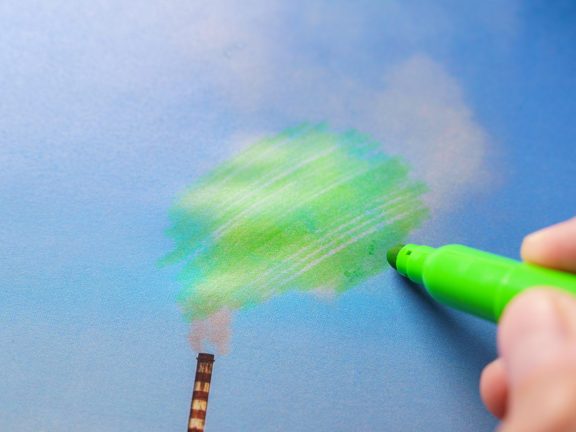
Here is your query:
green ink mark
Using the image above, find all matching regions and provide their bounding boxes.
[164,124,428,320]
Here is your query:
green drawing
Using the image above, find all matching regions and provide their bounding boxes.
[164,125,428,320]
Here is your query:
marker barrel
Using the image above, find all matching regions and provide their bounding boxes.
[395,244,576,322]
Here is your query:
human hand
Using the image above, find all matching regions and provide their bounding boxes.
[480,217,576,432]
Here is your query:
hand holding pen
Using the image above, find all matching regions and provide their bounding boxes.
[481,218,576,432]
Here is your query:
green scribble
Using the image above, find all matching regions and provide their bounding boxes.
[164,124,429,320]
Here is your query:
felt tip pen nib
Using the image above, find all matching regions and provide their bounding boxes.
[387,244,405,270]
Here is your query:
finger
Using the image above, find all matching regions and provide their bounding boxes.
[500,367,576,432]
[521,217,576,273]
[499,288,576,386]
[480,358,508,419]
[498,288,576,432]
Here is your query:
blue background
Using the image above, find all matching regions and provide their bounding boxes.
[1,1,575,430]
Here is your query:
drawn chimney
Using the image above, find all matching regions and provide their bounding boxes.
[188,353,215,432]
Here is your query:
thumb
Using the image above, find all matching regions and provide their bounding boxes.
[498,288,576,432]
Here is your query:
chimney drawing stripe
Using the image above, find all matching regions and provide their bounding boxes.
[188,353,215,432]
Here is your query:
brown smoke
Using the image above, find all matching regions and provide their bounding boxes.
[188,309,232,355]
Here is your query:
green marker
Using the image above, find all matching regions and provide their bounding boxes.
[387,244,576,322]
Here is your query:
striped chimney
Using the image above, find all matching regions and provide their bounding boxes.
[188,353,215,432]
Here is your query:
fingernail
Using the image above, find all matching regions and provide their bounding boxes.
[500,290,567,386]
[521,231,546,261]
[523,231,543,247]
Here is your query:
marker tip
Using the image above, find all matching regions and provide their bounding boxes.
[387,244,405,270]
